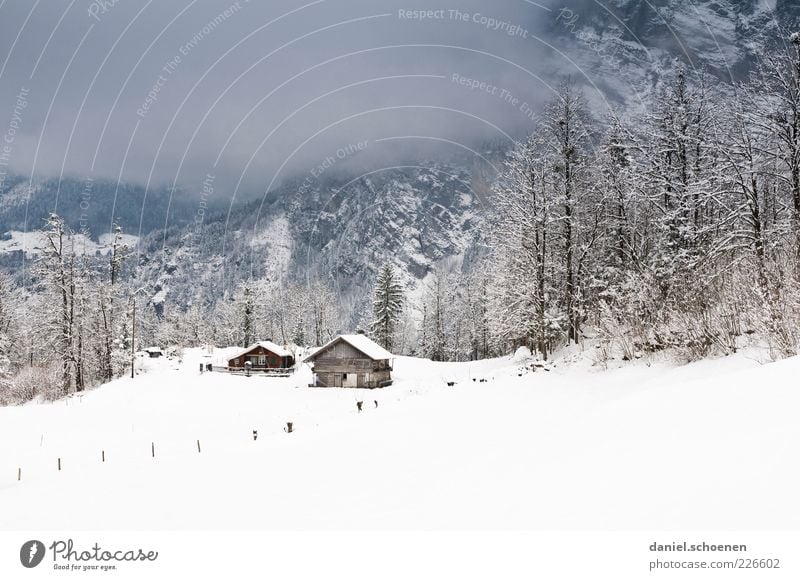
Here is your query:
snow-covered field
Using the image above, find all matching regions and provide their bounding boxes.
[0,349,797,530]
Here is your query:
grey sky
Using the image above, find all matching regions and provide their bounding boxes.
[0,0,752,198]
[0,1,584,194]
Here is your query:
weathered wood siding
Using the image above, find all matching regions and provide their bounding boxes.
[309,336,392,388]
[312,369,391,388]
[313,359,373,372]
[228,345,293,369]
[313,340,364,360]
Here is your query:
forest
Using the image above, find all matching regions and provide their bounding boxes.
[2,32,800,404]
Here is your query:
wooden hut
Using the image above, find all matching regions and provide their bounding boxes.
[305,334,393,388]
[227,341,294,370]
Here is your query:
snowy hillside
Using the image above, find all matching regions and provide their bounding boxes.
[0,350,797,530]
[0,176,213,241]
[0,230,139,257]
[131,159,497,320]
[545,0,800,106]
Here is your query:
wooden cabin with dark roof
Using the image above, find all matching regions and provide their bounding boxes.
[227,341,295,370]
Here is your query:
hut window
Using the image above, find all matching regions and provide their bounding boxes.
[234,358,239,365]
[259,355,266,365]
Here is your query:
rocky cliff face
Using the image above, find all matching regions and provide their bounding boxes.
[544,0,800,105]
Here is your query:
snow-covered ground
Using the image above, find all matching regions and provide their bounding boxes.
[0,348,797,530]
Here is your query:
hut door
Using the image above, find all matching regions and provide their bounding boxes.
[333,374,343,388]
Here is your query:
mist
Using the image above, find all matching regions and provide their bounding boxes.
[0,0,607,200]
[0,0,781,208]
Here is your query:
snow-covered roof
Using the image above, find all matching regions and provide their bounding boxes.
[228,341,292,360]
[306,334,393,361]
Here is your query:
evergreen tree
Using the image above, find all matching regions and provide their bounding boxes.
[370,264,404,351]
[241,283,255,347]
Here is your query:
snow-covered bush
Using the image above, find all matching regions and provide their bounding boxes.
[1,364,62,405]
[0,379,13,406]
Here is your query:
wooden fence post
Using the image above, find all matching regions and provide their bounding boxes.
[58,458,61,471]
[197,440,201,453]
[151,442,155,458]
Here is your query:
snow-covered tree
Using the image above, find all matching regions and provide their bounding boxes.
[34,215,81,394]
[95,224,130,381]
[461,268,491,360]
[228,282,257,347]
[0,274,17,381]
[417,264,475,361]
[541,80,593,343]
[418,269,447,361]
[370,263,404,351]
[751,31,800,264]
[307,281,337,346]
[489,134,551,357]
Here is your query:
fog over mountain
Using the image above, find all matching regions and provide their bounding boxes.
[0,0,799,310]
[1,0,794,197]
[0,0,561,194]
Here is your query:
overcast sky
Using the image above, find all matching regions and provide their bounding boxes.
[0,1,594,194]
[0,0,755,199]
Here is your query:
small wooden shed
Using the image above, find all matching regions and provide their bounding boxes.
[227,341,294,370]
[305,334,393,388]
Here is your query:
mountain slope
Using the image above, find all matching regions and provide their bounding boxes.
[134,155,498,317]
[0,176,222,242]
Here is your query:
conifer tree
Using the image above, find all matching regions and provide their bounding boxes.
[370,264,404,351]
